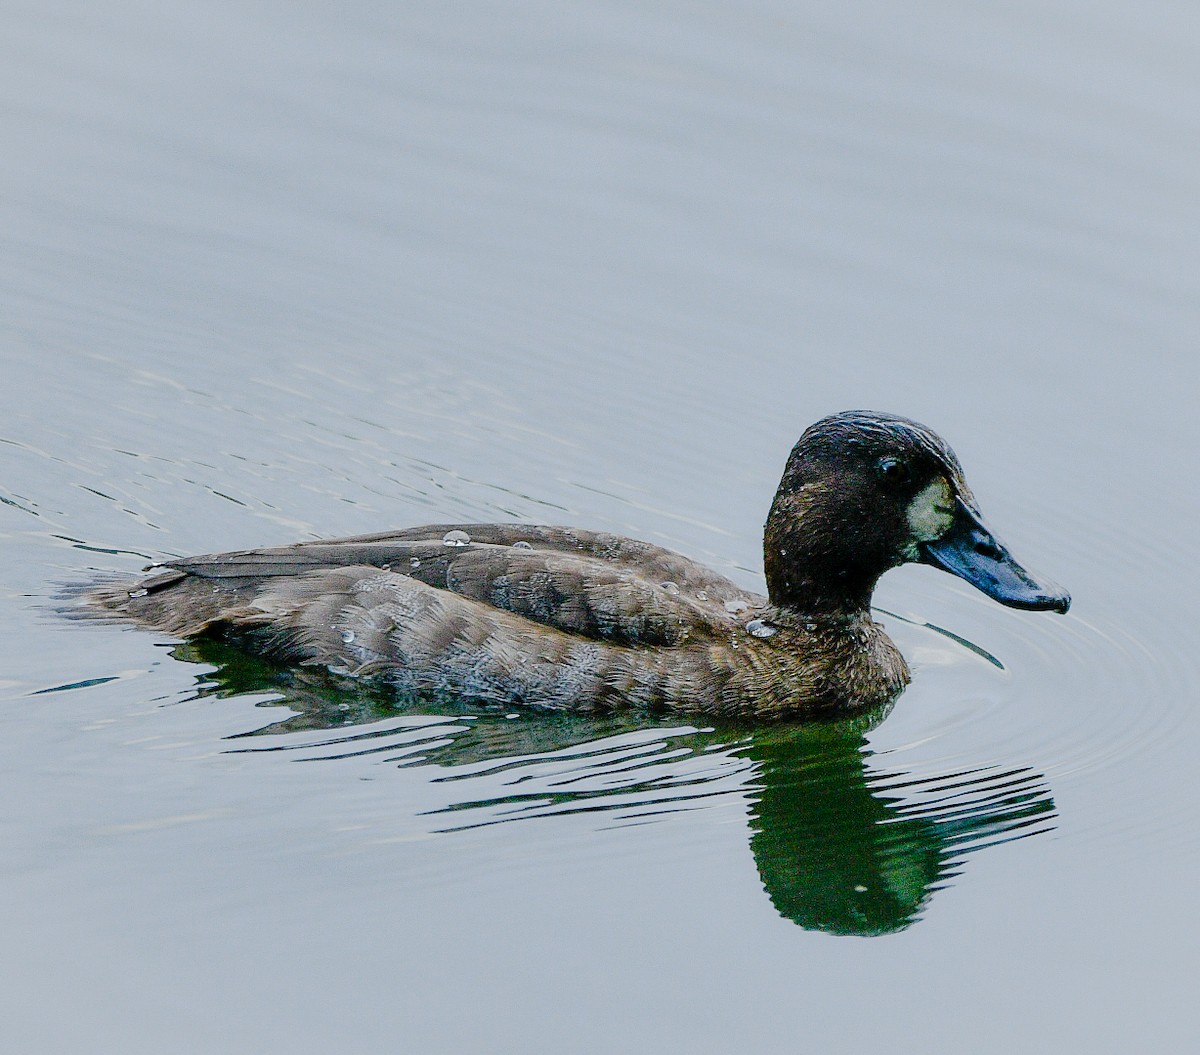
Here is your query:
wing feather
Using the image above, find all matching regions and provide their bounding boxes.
[123,524,759,648]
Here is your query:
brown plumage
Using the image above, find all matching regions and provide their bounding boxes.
[79,412,1070,720]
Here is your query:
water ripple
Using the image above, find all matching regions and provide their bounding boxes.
[873,487,1196,857]
[188,641,1057,936]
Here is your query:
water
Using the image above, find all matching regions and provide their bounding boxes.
[3,1,1198,1051]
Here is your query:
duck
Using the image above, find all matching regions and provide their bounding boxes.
[82,411,1070,720]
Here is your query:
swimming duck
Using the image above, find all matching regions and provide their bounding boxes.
[84,411,1069,719]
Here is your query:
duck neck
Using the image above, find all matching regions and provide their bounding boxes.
[763,497,881,619]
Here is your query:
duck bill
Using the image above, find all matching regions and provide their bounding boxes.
[919,499,1070,613]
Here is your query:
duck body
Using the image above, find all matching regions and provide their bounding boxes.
[83,413,1069,720]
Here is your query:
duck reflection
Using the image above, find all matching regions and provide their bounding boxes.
[744,726,1054,934]
[180,640,1055,937]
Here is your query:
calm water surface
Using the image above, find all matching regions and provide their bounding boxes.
[2,2,1198,1052]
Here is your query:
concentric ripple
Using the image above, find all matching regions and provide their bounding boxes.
[867,484,1198,857]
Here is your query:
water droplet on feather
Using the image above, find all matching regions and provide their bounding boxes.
[745,619,777,638]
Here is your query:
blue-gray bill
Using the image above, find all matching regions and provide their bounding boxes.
[919,498,1071,614]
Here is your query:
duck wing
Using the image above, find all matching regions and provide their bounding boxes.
[301,523,749,601]
[142,525,759,648]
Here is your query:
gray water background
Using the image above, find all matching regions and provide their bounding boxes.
[2,1,1198,1051]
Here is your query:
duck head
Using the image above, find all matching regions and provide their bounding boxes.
[764,411,1070,618]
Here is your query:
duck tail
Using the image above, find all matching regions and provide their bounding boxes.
[64,567,268,639]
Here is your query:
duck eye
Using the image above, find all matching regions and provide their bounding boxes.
[876,458,911,486]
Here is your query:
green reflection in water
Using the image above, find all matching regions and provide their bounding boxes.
[744,726,1054,935]
[178,640,1056,937]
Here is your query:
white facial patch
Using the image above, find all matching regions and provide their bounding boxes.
[904,477,955,556]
